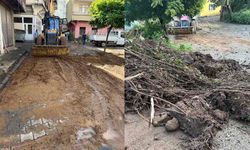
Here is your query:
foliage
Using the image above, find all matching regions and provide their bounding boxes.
[68,32,75,41]
[89,0,124,29]
[89,0,124,52]
[126,0,205,38]
[231,8,250,24]
[230,0,250,12]
[167,43,192,52]
[143,20,164,39]
[211,0,250,12]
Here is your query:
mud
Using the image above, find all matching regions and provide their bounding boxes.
[170,16,250,65]
[0,45,124,149]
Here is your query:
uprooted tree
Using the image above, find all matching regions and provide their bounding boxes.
[89,0,124,53]
[125,39,250,149]
[126,0,205,40]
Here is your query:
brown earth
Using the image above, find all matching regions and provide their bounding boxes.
[0,45,124,150]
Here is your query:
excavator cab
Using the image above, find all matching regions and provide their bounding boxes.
[31,12,69,56]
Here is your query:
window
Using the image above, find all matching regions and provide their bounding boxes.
[209,4,216,11]
[92,28,98,34]
[14,17,22,23]
[28,25,32,34]
[79,5,89,15]
[24,17,33,23]
[121,32,124,38]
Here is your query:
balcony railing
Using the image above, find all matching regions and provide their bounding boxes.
[72,11,90,15]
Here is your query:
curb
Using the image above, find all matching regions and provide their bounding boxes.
[0,50,28,90]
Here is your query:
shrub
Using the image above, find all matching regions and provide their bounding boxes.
[68,32,75,41]
[231,9,250,24]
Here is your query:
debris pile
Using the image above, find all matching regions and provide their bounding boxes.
[125,39,250,149]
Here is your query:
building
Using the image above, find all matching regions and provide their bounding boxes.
[66,0,108,38]
[55,0,66,18]
[13,0,47,41]
[0,0,26,54]
[200,0,221,17]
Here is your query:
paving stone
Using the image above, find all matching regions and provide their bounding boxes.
[34,130,46,140]
[31,119,42,126]
[76,127,96,142]
[20,132,33,142]
[43,122,50,128]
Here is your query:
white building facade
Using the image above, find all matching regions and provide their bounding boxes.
[14,0,47,41]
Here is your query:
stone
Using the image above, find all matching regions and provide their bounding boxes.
[76,127,96,142]
[165,117,179,132]
[213,109,228,121]
[34,130,46,139]
[31,119,42,126]
[20,132,33,142]
[152,113,172,127]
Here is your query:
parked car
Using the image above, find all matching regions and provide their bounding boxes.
[14,29,25,42]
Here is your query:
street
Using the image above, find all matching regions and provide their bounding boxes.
[170,16,250,65]
[0,44,124,149]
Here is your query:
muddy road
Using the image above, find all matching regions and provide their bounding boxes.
[170,16,250,64]
[0,45,124,149]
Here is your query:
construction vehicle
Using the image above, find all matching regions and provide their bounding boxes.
[31,0,69,56]
[167,15,197,35]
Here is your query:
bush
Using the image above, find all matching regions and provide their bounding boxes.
[231,9,250,24]
[143,20,164,39]
[68,32,75,41]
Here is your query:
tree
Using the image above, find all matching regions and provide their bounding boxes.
[89,0,124,52]
[126,0,205,40]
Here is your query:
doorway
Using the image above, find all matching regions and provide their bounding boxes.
[79,27,86,36]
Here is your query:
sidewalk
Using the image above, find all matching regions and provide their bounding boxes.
[0,42,29,87]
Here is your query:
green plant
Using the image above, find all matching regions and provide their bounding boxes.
[166,42,192,52]
[126,0,205,40]
[90,0,124,52]
[231,8,250,24]
[68,32,75,41]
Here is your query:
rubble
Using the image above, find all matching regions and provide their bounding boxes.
[125,39,250,149]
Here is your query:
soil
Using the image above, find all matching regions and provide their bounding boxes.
[170,16,250,65]
[0,44,124,150]
[125,16,250,150]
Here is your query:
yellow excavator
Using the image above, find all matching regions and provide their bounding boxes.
[31,0,69,56]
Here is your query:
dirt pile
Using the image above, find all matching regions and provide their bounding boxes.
[0,52,124,149]
[125,39,250,149]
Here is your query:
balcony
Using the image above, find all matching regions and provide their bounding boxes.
[3,0,26,13]
[71,13,92,21]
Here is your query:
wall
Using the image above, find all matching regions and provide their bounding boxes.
[55,0,66,18]
[66,0,73,21]
[200,1,221,17]
[0,1,15,53]
[72,21,108,38]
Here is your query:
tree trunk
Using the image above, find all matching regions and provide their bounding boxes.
[104,26,112,53]
[159,18,169,42]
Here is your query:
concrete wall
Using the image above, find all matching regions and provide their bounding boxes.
[67,0,92,22]
[66,0,73,21]
[70,21,108,38]
[200,1,221,17]
[55,0,66,18]
[0,1,15,54]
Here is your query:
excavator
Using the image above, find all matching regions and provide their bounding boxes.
[31,0,69,56]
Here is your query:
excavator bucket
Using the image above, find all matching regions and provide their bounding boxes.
[31,45,69,56]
